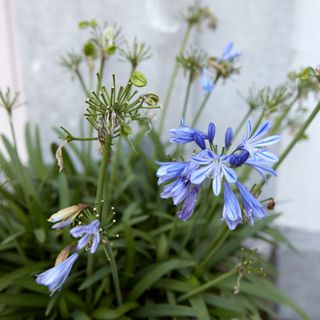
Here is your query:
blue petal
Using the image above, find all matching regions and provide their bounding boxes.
[253,135,281,147]
[190,163,214,184]
[221,164,238,183]
[250,120,272,141]
[212,173,222,196]
[256,150,278,162]
[90,233,100,254]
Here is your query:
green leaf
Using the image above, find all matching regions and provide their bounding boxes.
[0,262,47,292]
[1,230,24,245]
[128,259,195,300]
[33,228,46,244]
[78,266,110,291]
[72,310,92,320]
[156,233,168,261]
[130,71,147,87]
[91,302,139,319]
[132,304,198,318]
[78,20,97,29]
[0,293,48,307]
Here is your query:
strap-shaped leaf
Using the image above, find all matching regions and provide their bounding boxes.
[128,259,195,300]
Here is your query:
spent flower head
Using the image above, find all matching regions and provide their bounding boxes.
[60,52,83,75]
[183,1,217,30]
[79,20,122,57]
[0,87,25,116]
[85,72,160,145]
[177,48,208,80]
[209,42,241,80]
[119,38,152,71]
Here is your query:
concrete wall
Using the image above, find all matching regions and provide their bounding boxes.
[0,0,27,159]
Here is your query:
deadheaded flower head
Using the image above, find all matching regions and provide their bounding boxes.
[48,203,90,229]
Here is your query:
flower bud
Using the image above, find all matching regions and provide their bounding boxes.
[207,122,215,144]
[55,245,75,266]
[130,71,147,87]
[194,132,206,150]
[225,127,233,149]
[229,150,249,167]
[48,204,90,229]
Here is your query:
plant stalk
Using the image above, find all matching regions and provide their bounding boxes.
[255,101,320,194]
[158,25,192,135]
[177,270,235,302]
[95,134,123,306]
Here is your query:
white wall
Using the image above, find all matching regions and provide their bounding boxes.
[277,0,320,232]
[3,0,320,232]
[0,0,27,160]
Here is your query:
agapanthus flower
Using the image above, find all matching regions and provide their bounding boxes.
[219,42,241,63]
[159,161,199,206]
[236,182,266,223]
[177,185,201,221]
[222,182,242,230]
[244,158,277,179]
[190,149,237,196]
[156,161,190,185]
[169,119,207,145]
[36,253,79,296]
[48,204,90,229]
[200,68,214,93]
[157,119,280,228]
[70,220,101,254]
[240,120,280,161]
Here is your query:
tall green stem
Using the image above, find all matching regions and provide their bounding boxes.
[191,75,221,127]
[191,92,211,127]
[75,70,90,97]
[158,25,192,135]
[233,108,252,139]
[255,102,320,194]
[95,134,123,306]
[177,270,235,302]
[181,74,193,120]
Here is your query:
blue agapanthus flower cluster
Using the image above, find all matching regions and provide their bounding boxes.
[36,205,101,295]
[156,119,280,229]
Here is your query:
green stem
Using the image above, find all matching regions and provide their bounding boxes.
[200,228,231,269]
[158,25,192,135]
[191,92,211,127]
[95,135,112,216]
[75,69,90,96]
[191,75,221,127]
[181,73,193,120]
[233,108,252,138]
[97,56,106,92]
[166,216,179,257]
[103,243,123,306]
[96,134,123,306]
[252,109,265,133]
[269,95,299,135]
[68,136,98,142]
[255,101,320,194]
[177,270,235,302]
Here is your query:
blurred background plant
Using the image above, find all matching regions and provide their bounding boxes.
[0,2,320,320]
